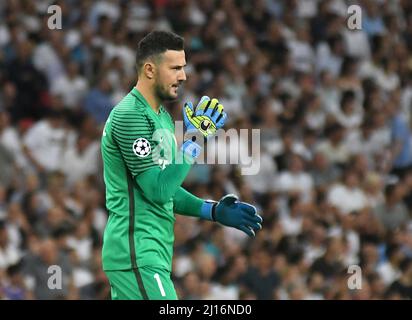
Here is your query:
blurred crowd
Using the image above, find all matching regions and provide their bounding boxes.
[1,0,412,300]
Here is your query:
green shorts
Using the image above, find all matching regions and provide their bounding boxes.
[105,266,178,300]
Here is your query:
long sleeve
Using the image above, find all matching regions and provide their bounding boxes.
[134,161,194,205]
[173,187,203,218]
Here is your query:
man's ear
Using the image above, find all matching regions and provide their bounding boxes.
[143,62,156,80]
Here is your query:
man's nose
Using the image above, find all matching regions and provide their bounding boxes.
[179,69,187,81]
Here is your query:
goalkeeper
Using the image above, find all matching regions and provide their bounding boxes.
[101,30,263,300]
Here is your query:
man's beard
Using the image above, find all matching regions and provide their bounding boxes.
[154,82,177,102]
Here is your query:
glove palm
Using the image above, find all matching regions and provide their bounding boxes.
[183,96,227,138]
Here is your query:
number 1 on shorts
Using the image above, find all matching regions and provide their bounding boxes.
[154,273,166,297]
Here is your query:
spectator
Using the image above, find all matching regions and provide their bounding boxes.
[51,61,89,110]
[272,128,298,171]
[1,262,33,300]
[60,134,100,188]
[180,271,202,300]
[83,76,114,125]
[0,221,21,271]
[362,1,386,37]
[304,222,327,266]
[280,196,305,237]
[368,272,386,299]
[377,244,404,286]
[6,41,48,122]
[310,237,345,280]
[22,109,69,175]
[376,57,400,92]
[0,143,14,188]
[34,206,75,239]
[327,168,368,215]
[32,30,66,85]
[332,90,363,130]
[387,102,412,178]
[363,172,385,209]
[373,184,409,231]
[315,34,344,77]
[275,154,314,202]
[305,272,326,300]
[22,238,77,299]
[359,242,380,278]
[0,109,29,172]
[304,94,326,133]
[310,151,341,188]
[240,248,281,300]
[287,24,315,73]
[316,123,350,167]
[388,257,412,299]
[345,119,385,162]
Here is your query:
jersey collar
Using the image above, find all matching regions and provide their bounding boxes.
[131,88,165,116]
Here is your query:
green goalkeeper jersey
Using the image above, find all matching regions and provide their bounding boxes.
[101,87,203,272]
